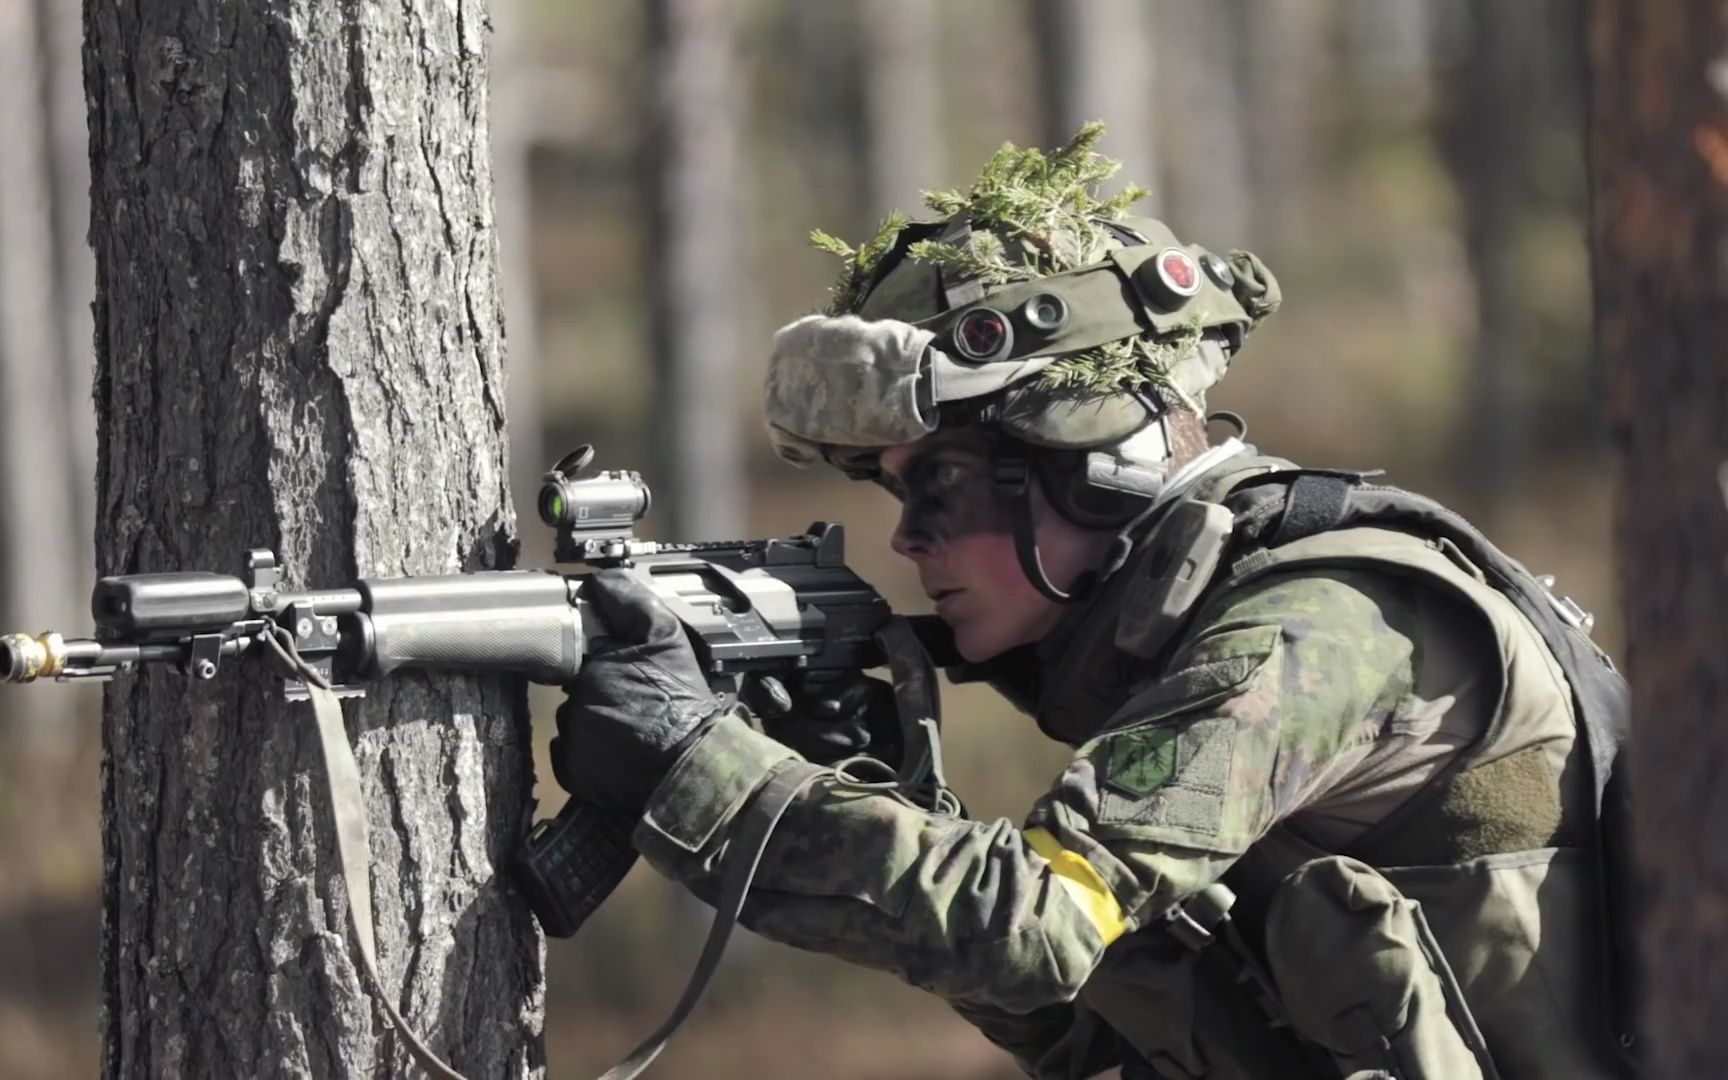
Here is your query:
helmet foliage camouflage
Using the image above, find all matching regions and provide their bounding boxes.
[766,123,1279,476]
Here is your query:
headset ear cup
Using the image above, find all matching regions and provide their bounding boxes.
[1034,451,1145,530]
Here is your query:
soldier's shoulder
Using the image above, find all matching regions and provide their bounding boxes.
[1185,560,1425,651]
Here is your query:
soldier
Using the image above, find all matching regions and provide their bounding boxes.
[553,127,1634,1078]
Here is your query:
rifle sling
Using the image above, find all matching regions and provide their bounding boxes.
[598,762,826,1080]
[277,614,935,1079]
[267,627,468,1080]
[274,625,828,1080]
[601,616,940,1077]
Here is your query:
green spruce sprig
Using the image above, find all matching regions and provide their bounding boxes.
[917,121,1150,276]
[903,231,1035,287]
[808,122,1189,400]
[1037,318,1205,407]
[811,211,911,316]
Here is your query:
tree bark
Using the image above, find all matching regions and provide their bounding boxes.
[85,3,543,1076]
[1587,0,1728,1073]
[643,0,746,539]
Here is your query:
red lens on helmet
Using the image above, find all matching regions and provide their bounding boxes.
[1134,247,1204,309]
[955,308,1010,360]
[1156,249,1201,299]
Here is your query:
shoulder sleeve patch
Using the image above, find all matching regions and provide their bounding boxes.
[1087,624,1282,850]
[1103,726,1181,797]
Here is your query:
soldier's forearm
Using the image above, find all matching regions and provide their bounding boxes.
[633,711,1122,1011]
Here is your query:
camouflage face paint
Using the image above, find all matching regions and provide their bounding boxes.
[880,435,1014,547]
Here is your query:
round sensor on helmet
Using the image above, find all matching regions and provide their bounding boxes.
[1200,251,1234,289]
[1134,247,1203,310]
[952,307,1013,361]
[1022,293,1069,332]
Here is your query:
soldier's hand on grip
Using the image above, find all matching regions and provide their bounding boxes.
[740,670,904,769]
[551,569,726,815]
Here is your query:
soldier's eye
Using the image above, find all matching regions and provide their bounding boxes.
[934,462,969,489]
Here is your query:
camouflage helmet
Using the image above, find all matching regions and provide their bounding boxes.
[763,125,1280,599]
[766,126,1278,495]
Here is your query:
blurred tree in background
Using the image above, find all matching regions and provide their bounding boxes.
[0,0,94,742]
[644,0,748,538]
[0,1,1614,1077]
[1588,0,1728,1073]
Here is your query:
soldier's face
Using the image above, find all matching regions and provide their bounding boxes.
[878,432,1111,662]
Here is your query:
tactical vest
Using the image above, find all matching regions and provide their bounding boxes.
[1019,456,1636,1079]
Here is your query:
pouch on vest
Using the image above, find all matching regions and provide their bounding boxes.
[1263,856,1501,1080]
[1083,924,1323,1080]
[1114,500,1235,659]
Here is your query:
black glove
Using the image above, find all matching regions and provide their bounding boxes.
[739,670,904,769]
[551,569,726,815]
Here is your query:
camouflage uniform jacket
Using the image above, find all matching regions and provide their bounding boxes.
[628,456,1604,1077]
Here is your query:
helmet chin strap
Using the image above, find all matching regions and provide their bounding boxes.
[992,452,1096,605]
[991,431,1251,606]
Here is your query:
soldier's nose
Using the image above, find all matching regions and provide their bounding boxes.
[890,512,932,559]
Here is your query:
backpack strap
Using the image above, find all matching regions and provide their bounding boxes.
[1267,473,1356,546]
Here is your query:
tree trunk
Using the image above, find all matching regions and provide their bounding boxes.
[1156,0,1249,246]
[1034,0,1159,207]
[1439,0,1541,514]
[0,0,83,740]
[43,0,99,606]
[85,3,543,1076]
[1587,0,1728,1073]
[858,0,939,223]
[1345,0,1435,107]
[1234,0,1322,252]
[643,0,746,539]
[784,1,866,240]
[491,0,549,521]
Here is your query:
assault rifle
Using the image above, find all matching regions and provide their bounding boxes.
[0,445,954,941]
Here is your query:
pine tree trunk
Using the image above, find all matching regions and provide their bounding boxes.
[0,0,83,739]
[643,0,746,539]
[859,0,939,223]
[1235,0,1321,252]
[1587,0,1728,1072]
[785,2,866,239]
[1440,0,1539,512]
[1157,0,1249,246]
[491,0,549,520]
[1034,0,1159,207]
[84,3,543,1076]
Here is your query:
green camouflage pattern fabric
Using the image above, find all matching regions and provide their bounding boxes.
[631,567,1423,1018]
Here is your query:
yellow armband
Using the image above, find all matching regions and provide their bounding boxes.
[1025,827,1129,945]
